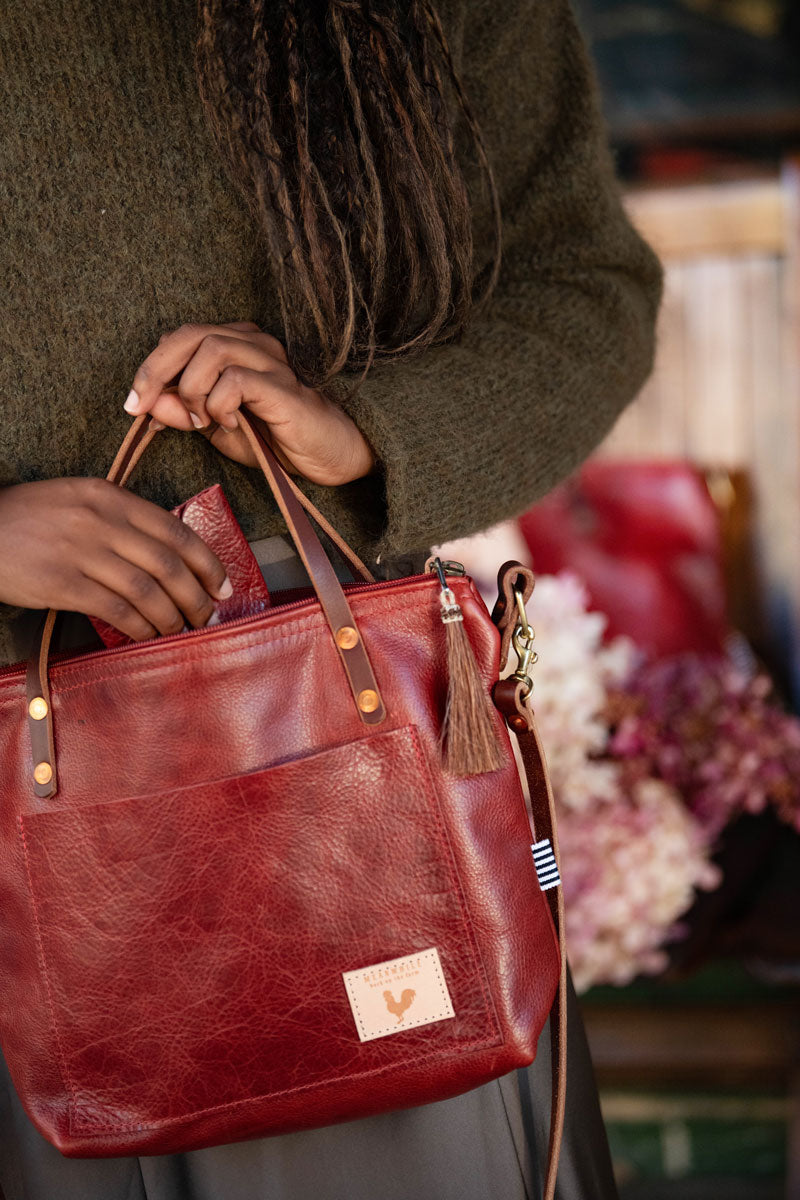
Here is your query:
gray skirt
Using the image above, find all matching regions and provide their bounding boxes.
[0,539,618,1200]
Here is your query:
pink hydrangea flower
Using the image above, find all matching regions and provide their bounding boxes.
[526,575,719,991]
[608,654,800,841]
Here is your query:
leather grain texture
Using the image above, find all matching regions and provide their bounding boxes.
[0,573,560,1157]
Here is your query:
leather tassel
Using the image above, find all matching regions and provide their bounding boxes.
[439,580,503,776]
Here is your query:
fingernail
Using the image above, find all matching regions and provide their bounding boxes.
[190,412,206,430]
[124,389,140,414]
[215,576,233,600]
[149,418,165,432]
[221,416,239,433]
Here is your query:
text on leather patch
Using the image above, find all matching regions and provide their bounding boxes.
[343,948,455,1043]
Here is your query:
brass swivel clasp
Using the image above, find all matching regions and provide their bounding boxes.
[510,587,537,699]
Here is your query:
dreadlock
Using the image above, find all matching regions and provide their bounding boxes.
[196,0,502,390]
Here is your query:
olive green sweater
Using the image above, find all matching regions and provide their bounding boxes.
[0,0,662,666]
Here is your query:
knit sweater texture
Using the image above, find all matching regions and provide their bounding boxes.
[0,0,662,666]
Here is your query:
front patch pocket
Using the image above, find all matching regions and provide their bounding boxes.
[19,725,499,1133]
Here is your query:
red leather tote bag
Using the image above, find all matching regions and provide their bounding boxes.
[0,413,566,1197]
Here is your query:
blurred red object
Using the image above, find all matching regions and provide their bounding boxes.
[519,462,729,658]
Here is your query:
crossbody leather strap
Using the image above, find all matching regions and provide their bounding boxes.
[515,716,567,1200]
[26,414,385,798]
[493,561,566,1200]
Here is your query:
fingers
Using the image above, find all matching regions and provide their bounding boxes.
[101,533,218,634]
[127,324,212,419]
[125,322,289,428]
[80,525,229,640]
[175,334,263,429]
[76,578,159,643]
[83,551,186,638]
[0,479,234,637]
[145,390,197,431]
[119,491,231,604]
[81,484,232,637]
[204,363,294,433]
[223,321,263,334]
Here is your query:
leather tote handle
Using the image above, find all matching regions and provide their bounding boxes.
[26,413,386,798]
[108,414,376,584]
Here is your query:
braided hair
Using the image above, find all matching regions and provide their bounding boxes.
[196,0,501,389]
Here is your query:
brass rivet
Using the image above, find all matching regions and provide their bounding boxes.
[33,762,53,786]
[357,689,380,714]
[335,626,359,650]
[29,697,48,721]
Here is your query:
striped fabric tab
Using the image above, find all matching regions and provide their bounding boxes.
[531,838,561,891]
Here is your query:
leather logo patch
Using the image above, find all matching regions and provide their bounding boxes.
[343,948,455,1043]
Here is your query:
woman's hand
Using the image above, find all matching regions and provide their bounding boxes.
[0,479,231,641]
[124,322,376,484]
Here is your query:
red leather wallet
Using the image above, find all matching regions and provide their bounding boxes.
[90,484,270,647]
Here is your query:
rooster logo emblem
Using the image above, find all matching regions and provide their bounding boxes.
[383,988,416,1024]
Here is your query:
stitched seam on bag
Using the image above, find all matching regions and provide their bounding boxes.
[55,595,426,689]
[0,616,322,706]
[17,816,80,1122]
[0,623,331,701]
[405,727,501,1040]
[0,587,485,706]
[71,1033,502,1133]
[36,621,328,697]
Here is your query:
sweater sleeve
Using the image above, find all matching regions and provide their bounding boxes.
[325,0,663,565]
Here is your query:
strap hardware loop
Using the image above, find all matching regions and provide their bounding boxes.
[510,587,538,698]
